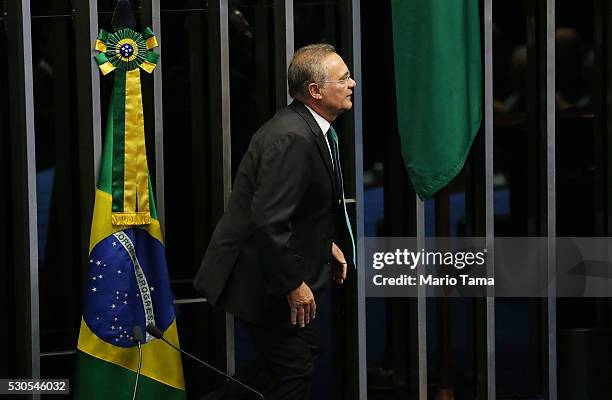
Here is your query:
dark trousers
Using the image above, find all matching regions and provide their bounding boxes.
[203,317,322,400]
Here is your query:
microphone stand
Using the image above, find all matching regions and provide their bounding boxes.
[132,327,143,400]
[146,324,264,400]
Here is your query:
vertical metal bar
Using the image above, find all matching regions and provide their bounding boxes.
[219,0,232,208]
[483,0,496,399]
[416,197,427,400]
[545,0,557,398]
[71,2,100,396]
[606,2,612,236]
[23,0,39,383]
[219,0,234,376]
[88,0,102,181]
[592,0,605,237]
[150,0,165,231]
[349,1,366,398]
[73,0,101,292]
[208,0,234,382]
[7,0,40,384]
[254,3,271,121]
[0,5,11,375]
[284,0,293,105]
[603,1,612,317]
[332,1,364,397]
[274,0,293,107]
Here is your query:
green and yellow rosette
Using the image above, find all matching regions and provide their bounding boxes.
[93,27,160,226]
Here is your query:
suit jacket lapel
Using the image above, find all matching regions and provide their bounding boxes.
[289,101,337,196]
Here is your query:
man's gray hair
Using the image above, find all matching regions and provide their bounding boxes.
[288,43,336,99]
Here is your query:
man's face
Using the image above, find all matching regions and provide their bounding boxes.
[318,53,356,117]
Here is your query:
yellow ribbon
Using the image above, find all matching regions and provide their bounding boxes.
[116,70,151,226]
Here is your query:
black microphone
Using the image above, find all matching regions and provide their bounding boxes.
[132,326,143,400]
[145,324,264,400]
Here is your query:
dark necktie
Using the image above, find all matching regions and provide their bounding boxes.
[327,126,356,267]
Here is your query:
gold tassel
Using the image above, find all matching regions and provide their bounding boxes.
[112,212,152,226]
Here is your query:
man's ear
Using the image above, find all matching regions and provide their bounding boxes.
[307,82,323,100]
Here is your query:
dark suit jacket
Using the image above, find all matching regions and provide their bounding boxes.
[194,100,340,323]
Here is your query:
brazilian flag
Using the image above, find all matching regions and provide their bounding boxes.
[75,26,186,399]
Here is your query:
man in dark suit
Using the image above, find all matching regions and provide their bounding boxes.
[194,43,356,399]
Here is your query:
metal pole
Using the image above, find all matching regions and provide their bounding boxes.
[545,0,557,398]
[219,0,232,208]
[151,0,165,232]
[73,0,101,296]
[416,197,427,399]
[350,1,366,398]
[483,0,496,398]
[274,0,294,107]
[22,0,39,384]
[6,0,40,392]
[217,0,234,376]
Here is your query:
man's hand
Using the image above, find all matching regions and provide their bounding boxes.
[287,282,316,327]
[332,242,348,285]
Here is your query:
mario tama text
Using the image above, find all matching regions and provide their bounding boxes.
[373,273,493,287]
[365,237,493,297]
